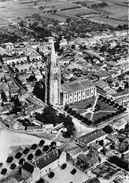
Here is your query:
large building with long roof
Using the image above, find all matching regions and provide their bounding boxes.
[45,38,96,106]
[61,78,96,105]
[21,149,66,183]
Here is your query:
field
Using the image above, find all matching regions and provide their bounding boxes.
[42,13,73,22]
[95,4,128,19]
[58,7,94,17]
[35,2,79,10]
[87,16,127,26]
[0,0,128,26]
[0,17,10,25]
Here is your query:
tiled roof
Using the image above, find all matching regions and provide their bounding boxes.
[61,79,94,94]
[85,178,100,183]
[33,149,62,169]
[76,129,106,146]
[22,162,34,174]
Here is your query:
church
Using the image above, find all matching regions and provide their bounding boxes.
[45,38,96,107]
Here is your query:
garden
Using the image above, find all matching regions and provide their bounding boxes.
[65,95,126,126]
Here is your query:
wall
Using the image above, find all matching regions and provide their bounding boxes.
[63,87,96,105]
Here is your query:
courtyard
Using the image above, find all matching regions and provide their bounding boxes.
[71,97,117,123]
[43,162,95,183]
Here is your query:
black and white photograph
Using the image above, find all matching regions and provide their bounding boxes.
[0,0,128,183]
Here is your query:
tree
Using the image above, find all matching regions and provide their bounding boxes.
[61,163,67,169]
[27,153,34,161]
[18,158,25,165]
[42,145,49,152]
[99,140,104,146]
[39,140,45,147]
[1,168,7,175]
[48,171,55,178]
[63,115,73,127]
[67,108,72,114]
[66,18,71,24]
[35,149,42,156]
[19,20,24,27]
[31,143,38,150]
[36,178,45,183]
[110,144,115,149]
[50,141,56,147]
[64,104,69,111]
[103,125,113,133]
[100,148,106,155]
[10,163,16,170]
[71,168,77,175]
[1,90,7,102]
[6,156,13,163]
[15,152,22,159]
[108,156,129,171]
[23,147,30,154]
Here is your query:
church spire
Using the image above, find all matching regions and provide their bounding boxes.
[49,37,57,66]
[45,37,60,106]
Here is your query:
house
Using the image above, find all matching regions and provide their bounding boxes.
[85,177,100,183]
[76,129,107,147]
[22,162,40,182]
[89,142,102,152]
[3,42,14,50]
[112,119,127,130]
[65,144,83,158]
[21,149,66,183]
[106,133,126,144]
[77,152,99,168]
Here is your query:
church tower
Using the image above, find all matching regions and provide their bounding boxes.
[45,38,61,106]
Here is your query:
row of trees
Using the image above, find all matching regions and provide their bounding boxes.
[64,95,126,126]
[108,156,129,171]
[2,140,56,176]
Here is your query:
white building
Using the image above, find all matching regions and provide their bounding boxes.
[61,79,96,106]
[113,119,127,131]
[21,149,66,183]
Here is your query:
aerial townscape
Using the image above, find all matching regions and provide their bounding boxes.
[0,0,128,183]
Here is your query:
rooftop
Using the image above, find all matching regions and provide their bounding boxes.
[33,149,62,169]
[22,162,35,174]
[61,78,94,94]
[85,177,100,183]
[76,129,106,146]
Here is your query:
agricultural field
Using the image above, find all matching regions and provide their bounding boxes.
[0,17,10,25]
[87,16,127,26]
[41,13,68,22]
[58,7,94,17]
[96,4,128,19]
[71,0,128,4]
[0,6,41,19]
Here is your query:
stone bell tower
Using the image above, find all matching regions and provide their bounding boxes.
[45,38,61,106]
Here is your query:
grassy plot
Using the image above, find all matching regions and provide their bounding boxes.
[35,2,78,10]
[98,0,128,4]
[95,4,128,19]
[0,7,41,18]
[87,16,127,26]
[41,13,68,21]
[58,8,94,16]
[0,17,10,25]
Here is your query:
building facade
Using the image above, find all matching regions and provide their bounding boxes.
[61,79,96,105]
[21,149,66,183]
[45,39,96,107]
